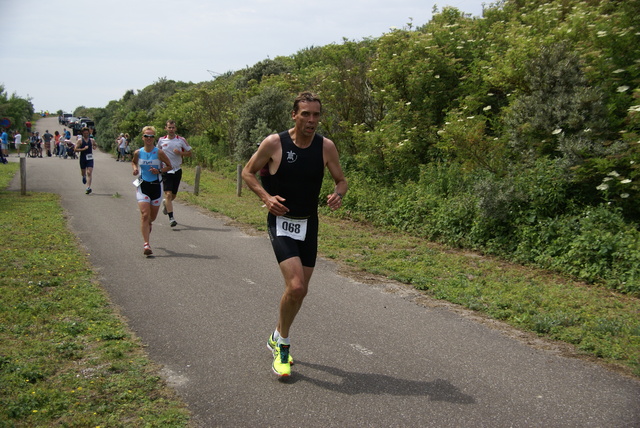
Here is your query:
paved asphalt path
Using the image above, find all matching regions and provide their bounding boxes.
[7,117,640,427]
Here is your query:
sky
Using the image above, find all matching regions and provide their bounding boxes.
[0,0,486,114]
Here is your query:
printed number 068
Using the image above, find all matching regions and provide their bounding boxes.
[282,221,301,233]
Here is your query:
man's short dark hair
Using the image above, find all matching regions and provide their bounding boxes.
[293,91,322,113]
[81,127,90,133]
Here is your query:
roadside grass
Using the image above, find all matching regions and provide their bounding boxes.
[0,163,191,427]
[180,165,640,377]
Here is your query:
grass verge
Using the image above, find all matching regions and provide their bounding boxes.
[180,165,640,377]
[0,163,191,427]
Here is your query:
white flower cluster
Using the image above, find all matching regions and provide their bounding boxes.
[596,171,633,199]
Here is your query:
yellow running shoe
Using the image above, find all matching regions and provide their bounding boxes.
[267,333,293,365]
[272,343,291,377]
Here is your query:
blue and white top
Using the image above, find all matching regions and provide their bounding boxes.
[138,147,161,182]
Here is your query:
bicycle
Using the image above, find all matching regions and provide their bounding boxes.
[27,143,39,158]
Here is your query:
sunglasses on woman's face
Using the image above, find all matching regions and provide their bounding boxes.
[143,135,155,138]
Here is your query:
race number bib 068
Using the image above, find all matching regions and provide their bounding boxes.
[85,153,93,160]
[276,216,308,241]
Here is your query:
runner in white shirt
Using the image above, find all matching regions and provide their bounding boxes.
[157,120,192,227]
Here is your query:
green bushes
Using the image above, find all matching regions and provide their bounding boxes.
[0,86,34,133]
[188,135,230,169]
[336,157,640,295]
[519,207,640,295]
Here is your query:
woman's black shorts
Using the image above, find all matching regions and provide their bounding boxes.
[141,180,162,201]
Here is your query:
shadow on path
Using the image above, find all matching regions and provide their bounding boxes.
[149,247,220,260]
[167,223,232,233]
[291,361,476,404]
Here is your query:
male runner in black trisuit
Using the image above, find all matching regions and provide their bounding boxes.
[242,91,348,377]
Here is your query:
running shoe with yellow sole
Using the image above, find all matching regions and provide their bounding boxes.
[272,343,291,377]
[267,333,293,365]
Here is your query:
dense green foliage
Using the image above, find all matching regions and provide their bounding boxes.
[0,85,34,132]
[85,0,639,294]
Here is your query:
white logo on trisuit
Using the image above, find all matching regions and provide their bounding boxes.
[286,150,298,163]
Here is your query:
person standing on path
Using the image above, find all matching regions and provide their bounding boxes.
[13,131,22,156]
[42,130,53,157]
[0,128,8,157]
[116,133,128,161]
[131,126,173,256]
[75,127,97,194]
[158,120,192,228]
[242,91,348,377]
[33,132,43,157]
[54,131,63,157]
[123,133,131,161]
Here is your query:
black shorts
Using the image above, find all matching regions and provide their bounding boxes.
[140,180,163,201]
[267,213,318,267]
[79,158,94,169]
[161,169,183,194]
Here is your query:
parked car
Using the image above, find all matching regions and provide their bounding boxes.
[59,113,72,125]
[72,120,95,136]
